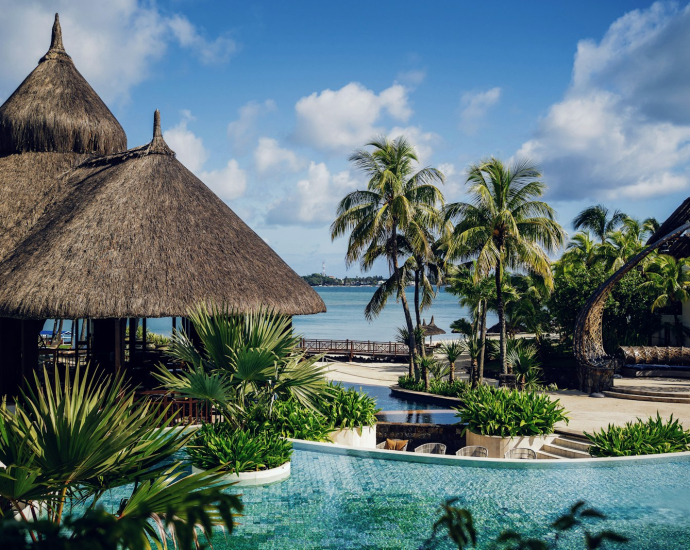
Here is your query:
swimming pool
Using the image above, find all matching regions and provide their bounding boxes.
[212,449,690,549]
[341,382,460,425]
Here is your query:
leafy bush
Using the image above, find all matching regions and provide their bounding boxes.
[319,382,380,428]
[456,385,569,437]
[187,424,292,473]
[398,375,425,391]
[399,375,469,399]
[245,399,333,442]
[586,414,690,457]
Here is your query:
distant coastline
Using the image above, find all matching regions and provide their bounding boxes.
[301,273,386,287]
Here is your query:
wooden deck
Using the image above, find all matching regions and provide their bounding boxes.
[299,338,410,361]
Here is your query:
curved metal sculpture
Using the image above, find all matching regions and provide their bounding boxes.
[573,221,690,393]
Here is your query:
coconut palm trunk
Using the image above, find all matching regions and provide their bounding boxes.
[495,261,508,374]
[414,266,425,357]
[392,226,417,374]
[479,298,487,382]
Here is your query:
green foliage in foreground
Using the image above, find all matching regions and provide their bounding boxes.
[586,414,690,457]
[455,386,569,437]
[425,500,628,549]
[0,493,242,550]
[318,382,380,428]
[187,423,292,473]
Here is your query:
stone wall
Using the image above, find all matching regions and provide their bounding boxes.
[376,422,466,454]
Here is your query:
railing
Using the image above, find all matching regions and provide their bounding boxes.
[136,391,216,425]
[299,338,410,360]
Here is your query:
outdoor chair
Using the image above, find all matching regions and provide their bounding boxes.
[504,448,537,460]
[414,443,447,455]
[456,445,488,458]
[377,439,408,451]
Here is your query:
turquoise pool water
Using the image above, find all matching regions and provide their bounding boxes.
[102,449,690,549]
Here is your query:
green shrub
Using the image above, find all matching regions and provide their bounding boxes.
[187,424,292,473]
[245,399,333,442]
[586,414,690,457]
[319,382,380,428]
[456,385,569,437]
[398,375,425,392]
[429,379,470,398]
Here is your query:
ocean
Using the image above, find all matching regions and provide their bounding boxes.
[42,286,497,343]
[292,286,497,342]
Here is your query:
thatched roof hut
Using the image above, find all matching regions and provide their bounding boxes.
[0,14,126,261]
[0,111,326,319]
[422,316,445,337]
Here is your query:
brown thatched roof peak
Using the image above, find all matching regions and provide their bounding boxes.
[0,110,326,319]
[0,13,126,155]
[40,14,70,63]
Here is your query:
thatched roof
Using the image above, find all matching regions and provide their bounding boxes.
[0,14,126,155]
[0,14,126,261]
[422,317,445,337]
[646,197,690,259]
[0,111,326,319]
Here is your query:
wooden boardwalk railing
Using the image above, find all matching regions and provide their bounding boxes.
[299,338,410,360]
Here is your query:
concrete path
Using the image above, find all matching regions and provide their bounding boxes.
[323,359,690,434]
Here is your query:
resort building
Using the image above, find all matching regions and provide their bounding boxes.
[0,15,324,396]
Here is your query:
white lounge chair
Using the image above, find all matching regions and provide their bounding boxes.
[504,448,536,460]
[456,445,488,457]
[414,443,446,455]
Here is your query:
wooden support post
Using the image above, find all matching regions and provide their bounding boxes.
[21,320,42,383]
[0,318,24,400]
[128,318,137,362]
[113,319,126,372]
[142,318,147,350]
[92,319,116,372]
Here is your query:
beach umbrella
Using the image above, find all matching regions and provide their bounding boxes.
[0,110,325,320]
[422,316,446,345]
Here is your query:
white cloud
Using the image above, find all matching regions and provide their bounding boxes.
[397,69,426,87]
[200,160,247,201]
[227,100,277,149]
[516,3,690,200]
[163,111,247,201]
[0,1,237,104]
[459,87,501,134]
[163,110,209,172]
[254,138,305,175]
[168,14,238,65]
[266,162,359,226]
[294,82,412,151]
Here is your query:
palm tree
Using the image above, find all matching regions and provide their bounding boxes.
[643,255,690,345]
[446,263,494,382]
[572,204,627,245]
[331,136,444,372]
[439,340,463,382]
[445,158,566,374]
[560,232,599,269]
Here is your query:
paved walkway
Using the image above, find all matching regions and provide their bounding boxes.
[324,359,690,434]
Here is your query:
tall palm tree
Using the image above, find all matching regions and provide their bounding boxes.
[445,158,565,374]
[572,204,627,245]
[331,136,444,372]
[560,231,599,269]
[643,255,690,345]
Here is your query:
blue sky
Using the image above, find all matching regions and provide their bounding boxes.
[2,0,690,276]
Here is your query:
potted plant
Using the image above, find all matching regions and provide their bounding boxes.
[319,382,380,448]
[455,385,569,458]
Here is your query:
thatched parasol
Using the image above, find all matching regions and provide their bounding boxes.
[0,111,326,319]
[0,14,127,261]
[422,316,445,345]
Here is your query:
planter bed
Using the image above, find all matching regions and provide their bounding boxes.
[329,426,376,448]
[191,462,291,487]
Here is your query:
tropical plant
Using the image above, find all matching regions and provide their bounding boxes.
[450,318,473,338]
[572,204,627,245]
[456,386,569,437]
[187,423,292,473]
[245,399,333,442]
[445,158,565,374]
[318,382,380,428]
[506,341,544,390]
[586,414,690,457]
[643,255,690,345]
[425,499,628,549]
[417,355,437,391]
[398,375,470,399]
[158,303,329,415]
[395,325,425,379]
[0,366,240,546]
[397,375,425,392]
[439,340,464,382]
[331,136,445,373]
[459,337,482,387]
